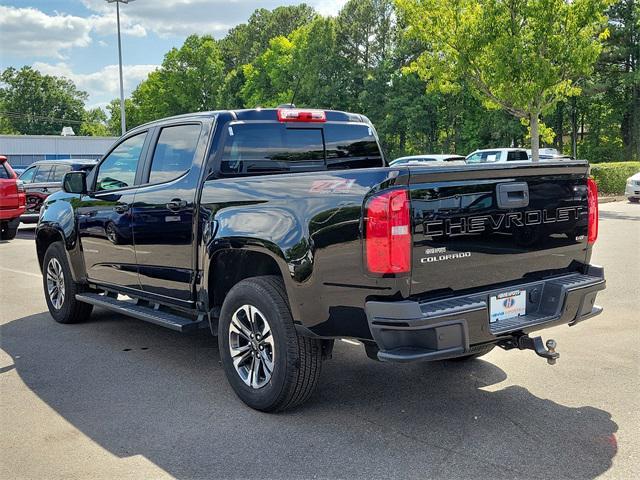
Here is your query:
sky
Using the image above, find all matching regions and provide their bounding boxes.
[0,0,348,109]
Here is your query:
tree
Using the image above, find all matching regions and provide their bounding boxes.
[131,35,225,123]
[397,0,613,161]
[598,0,640,160]
[219,4,317,70]
[79,107,111,136]
[0,66,87,135]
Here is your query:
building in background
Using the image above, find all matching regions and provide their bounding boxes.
[0,135,117,167]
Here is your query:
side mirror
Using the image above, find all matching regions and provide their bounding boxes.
[62,171,87,194]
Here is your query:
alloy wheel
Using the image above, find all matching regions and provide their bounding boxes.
[228,304,275,389]
[46,258,65,310]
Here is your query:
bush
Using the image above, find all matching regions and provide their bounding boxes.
[590,162,640,195]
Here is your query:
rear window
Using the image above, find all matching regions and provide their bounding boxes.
[507,150,529,161]
[0,163,9,179]
[220,122,382,176]
[221,124,324,175]
[324,124,382,169]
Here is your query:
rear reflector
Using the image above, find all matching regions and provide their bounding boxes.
[365,189,411,274]
[277,108,326,123]
[587,178,598,244]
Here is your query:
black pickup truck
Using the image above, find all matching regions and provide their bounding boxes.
[36,107,605,411]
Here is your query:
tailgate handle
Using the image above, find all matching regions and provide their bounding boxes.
[497,182,529,209]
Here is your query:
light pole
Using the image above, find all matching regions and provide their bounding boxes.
[107,0,134,135]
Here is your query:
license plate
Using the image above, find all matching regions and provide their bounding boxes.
[489,290,526,323]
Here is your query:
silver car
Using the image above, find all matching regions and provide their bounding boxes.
[625,172,640,203]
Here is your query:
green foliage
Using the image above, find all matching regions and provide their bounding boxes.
[0,66,88,135]
[590,161,640,193]
[130,35,225,126]
[396,0,613,160]
[79,107,111,136]
[3,1,635,166]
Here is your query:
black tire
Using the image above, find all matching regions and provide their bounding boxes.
[218,275,323,412]
[449,344,495,362]
[43,242,93,324]
[0,220,18,240]
[629,197,639,203]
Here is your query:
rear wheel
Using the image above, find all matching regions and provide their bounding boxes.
[218,276,323,412]
[43,242,93,323]
[0,219,19,240]
[629,197,639,203]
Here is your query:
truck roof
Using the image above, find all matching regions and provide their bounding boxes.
[134,108,371,130]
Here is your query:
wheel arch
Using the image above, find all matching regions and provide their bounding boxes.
[36,225,86,282]
[205,245,300,321]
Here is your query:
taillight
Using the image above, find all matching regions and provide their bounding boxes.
[587,177,598,244]
[277,108,326,123]
[16,180,25,193]
[365,189,411,274]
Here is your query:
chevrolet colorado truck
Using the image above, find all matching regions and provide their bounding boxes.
[36,108,605,411]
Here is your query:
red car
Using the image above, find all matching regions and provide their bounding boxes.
[0,156,26,240]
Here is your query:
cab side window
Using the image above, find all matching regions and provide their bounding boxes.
[33,165,53,183]
[148,124,201,184]
[95,132,147,191]
[19,166,37,183]
[51,164,72,182]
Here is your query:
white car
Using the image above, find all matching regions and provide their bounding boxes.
[390,154,466,166]
[625,172,640,203]
[465,148,530,163]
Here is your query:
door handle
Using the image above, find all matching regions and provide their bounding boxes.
[114,204,129,214]
[496,182,529,209]
[166,199,187,211]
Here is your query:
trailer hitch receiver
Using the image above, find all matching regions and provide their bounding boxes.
[516,335,559,365]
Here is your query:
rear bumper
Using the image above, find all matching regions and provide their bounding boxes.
[364,266,605,362]
[19,213,40,224]
[0,207,25,222]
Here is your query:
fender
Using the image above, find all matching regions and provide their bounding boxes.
[200,200,310,323]
[36,191,87,282]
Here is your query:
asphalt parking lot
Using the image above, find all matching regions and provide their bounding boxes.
[1,200,638,480]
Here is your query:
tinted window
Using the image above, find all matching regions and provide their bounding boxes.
[221,124,324,176]
[51,164,72,182]
[507,151,528,161]
[96,132,147,191]
[324,124,382,169]
[0,164,9,179]
[19,167,36,183]
[149,124,201,184]
[33,165,53,182]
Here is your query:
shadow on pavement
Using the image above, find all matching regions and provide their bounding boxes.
[1,310,618,479]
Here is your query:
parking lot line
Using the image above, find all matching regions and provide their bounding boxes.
[0,266,41,279]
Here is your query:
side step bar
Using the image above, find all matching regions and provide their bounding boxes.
[76,293,206,332]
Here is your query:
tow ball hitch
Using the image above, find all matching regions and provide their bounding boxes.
[515,335,559,365]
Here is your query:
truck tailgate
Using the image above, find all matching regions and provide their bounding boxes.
[408,162,591,298]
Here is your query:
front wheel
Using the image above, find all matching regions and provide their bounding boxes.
[218,276,323,412]
[629,197,639,204]
[43,242,93,323]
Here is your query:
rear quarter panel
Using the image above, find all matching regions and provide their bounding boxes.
[199,168,408,338]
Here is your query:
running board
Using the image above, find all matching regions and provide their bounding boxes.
[76,293,205,332]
